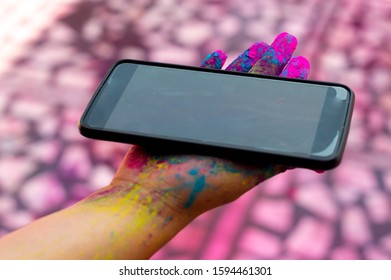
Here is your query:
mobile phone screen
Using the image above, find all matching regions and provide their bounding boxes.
[83,61,352,163]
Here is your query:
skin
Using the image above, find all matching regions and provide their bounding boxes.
[0,32,310,259]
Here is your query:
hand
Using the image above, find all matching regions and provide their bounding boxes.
[0,33,309,259]
[91,32,310,218]
[0,32,311,260]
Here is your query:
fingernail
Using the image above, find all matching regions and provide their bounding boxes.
[226,42,269,72]
[200,50,227,69]
[271,32,298,64]
[280,56,310,79]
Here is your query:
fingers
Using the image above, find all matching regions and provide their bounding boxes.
[249,32,298,76]
[225,42,269,72]
[279,56,310,79]
[200,33,309,79]
[200,50,227,69]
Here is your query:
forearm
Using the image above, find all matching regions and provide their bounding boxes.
[0,147,269,260]
[0,181,194,260]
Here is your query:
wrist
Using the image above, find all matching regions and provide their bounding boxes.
[77,179,194,259]
[82,174,197,224]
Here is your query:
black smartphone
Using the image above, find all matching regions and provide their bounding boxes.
[79,59,354,170]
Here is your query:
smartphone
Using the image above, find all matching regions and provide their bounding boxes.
[79,59,354,170]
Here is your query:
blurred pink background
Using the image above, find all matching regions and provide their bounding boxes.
[0,0,390,259]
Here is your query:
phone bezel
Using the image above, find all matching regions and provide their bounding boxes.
[79,59,355,170]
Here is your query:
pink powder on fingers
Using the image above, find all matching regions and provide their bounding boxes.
[280,56,310,79]
[249,47,283,76]
[200,50,227,69]
[225,42,269,72]
[271,32,298,64]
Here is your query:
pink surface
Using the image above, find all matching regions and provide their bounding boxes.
[0,0,390,259]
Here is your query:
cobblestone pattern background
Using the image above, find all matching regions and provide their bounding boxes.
[0,0,390,259]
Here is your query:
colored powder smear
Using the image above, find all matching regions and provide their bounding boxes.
[226,42,269,72]
[126,147,149,170]
[184,175,206,208]
[188,168,199,176]
[280,56,310,79]
[249,32,298,76]
[200,50,227,69]
[270,32,298,65]
[249,47,283,76]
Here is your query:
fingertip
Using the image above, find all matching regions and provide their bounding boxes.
[280,56,310,79]
[247,42,269,60]
[293,55,310,69]
[200,50,227,69]
[271,32,298,64]
[271,32,298,52]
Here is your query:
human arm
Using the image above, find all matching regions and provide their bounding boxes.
[0,32,310,259]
